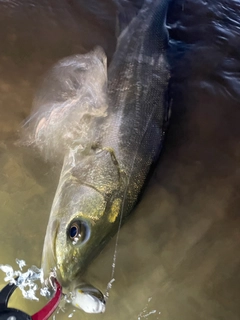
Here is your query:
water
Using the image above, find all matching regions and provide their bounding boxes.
[0,0,240,319]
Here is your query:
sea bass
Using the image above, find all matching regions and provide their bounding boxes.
[22,0,170,289]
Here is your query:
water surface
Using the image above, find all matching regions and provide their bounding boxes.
[0,0,240,319]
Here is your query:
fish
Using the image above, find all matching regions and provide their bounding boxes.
[21,0,171,292]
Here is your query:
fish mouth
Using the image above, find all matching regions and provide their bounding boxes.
[41,244,57,285]
[41,218,61,286]
[41,250,71,288]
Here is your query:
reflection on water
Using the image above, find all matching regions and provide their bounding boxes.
[0,0,240,319]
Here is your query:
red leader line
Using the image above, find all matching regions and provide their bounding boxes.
[31,280,62,320]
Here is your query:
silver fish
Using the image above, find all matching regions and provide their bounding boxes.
[22,0,170,290]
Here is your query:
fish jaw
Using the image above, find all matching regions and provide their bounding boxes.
[41,217,59,285]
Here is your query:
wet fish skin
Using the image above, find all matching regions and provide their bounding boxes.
[105,0,170,212]
[27,0,170,287]
[41,144,125,286]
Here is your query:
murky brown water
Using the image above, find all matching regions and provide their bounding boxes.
[0,0,240,319]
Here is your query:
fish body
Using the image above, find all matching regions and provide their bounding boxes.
[22,0,170,288]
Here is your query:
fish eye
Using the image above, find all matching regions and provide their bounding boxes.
[68,220,89,244]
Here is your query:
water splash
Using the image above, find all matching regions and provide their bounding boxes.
[1,260,107,315]
[0,258,51,300]
[137,297,161,320]
[68,310,76,318]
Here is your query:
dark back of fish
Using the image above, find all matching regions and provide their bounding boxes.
[105,0,170,213]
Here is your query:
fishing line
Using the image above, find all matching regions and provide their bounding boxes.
[104,70,161,301]
[105,107,159,300]
[104,177,129,300]
[104,0,166,301]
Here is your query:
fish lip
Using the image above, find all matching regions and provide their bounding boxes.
[41,254,73,288]
[56,271,71,288]
[41,255,57,285]
[41,258,70,289]
[41,219,60,285]
[55,257,80,288]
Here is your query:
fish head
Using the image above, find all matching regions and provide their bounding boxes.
[41,148,124,288]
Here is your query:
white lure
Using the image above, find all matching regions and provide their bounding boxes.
[71,284,106,313]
